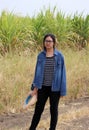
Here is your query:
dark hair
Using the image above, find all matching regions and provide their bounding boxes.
[43,33,56,50]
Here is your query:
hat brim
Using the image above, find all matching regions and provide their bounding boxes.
[23,94,37,110]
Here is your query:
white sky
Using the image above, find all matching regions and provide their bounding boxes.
[0,0,89,17]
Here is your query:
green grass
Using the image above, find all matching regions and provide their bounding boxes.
[0,48,89,113]
[0,9,89,54]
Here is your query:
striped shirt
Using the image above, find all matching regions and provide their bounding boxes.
[42,56,55,86]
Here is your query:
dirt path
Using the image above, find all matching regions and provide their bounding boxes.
[0,97,89,130]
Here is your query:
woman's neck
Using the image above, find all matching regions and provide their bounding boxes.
[46,48,54,57]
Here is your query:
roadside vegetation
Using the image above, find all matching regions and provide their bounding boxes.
[0,7,89,113]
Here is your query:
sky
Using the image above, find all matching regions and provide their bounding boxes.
[0,0,89,17]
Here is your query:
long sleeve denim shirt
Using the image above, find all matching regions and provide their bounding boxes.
[31,49,67,96]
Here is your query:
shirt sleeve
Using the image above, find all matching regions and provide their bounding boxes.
[60,56,67,96]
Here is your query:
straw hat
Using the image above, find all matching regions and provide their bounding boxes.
[23,94,37,110]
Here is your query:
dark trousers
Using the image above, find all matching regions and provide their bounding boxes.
[29,86,60,130]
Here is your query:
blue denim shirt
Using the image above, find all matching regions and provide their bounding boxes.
[31,49,67,96]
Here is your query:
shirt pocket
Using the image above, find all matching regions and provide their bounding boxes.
[57,61,61,68]
[38,58,44,65]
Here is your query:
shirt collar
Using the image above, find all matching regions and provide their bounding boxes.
[43,49,58,56]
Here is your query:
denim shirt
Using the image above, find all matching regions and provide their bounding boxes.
[31,49,67,96]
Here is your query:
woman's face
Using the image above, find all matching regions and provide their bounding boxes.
[44,36,54,50]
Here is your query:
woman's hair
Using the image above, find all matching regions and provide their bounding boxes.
[43,33,56,50]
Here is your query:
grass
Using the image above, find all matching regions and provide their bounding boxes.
[37,106,89,129]
[0,10,89,54]
[0,48,89,114]
[0,51,37,113]
[64,49,89,100]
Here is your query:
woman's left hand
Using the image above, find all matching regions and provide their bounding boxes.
[31,87,38,96]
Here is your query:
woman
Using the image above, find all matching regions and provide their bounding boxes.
[29,33,67,130]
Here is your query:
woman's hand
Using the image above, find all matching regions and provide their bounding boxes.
[32,87,38,95]
[28,87,38,96]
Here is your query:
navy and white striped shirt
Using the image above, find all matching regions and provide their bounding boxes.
[42,56,55,86]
